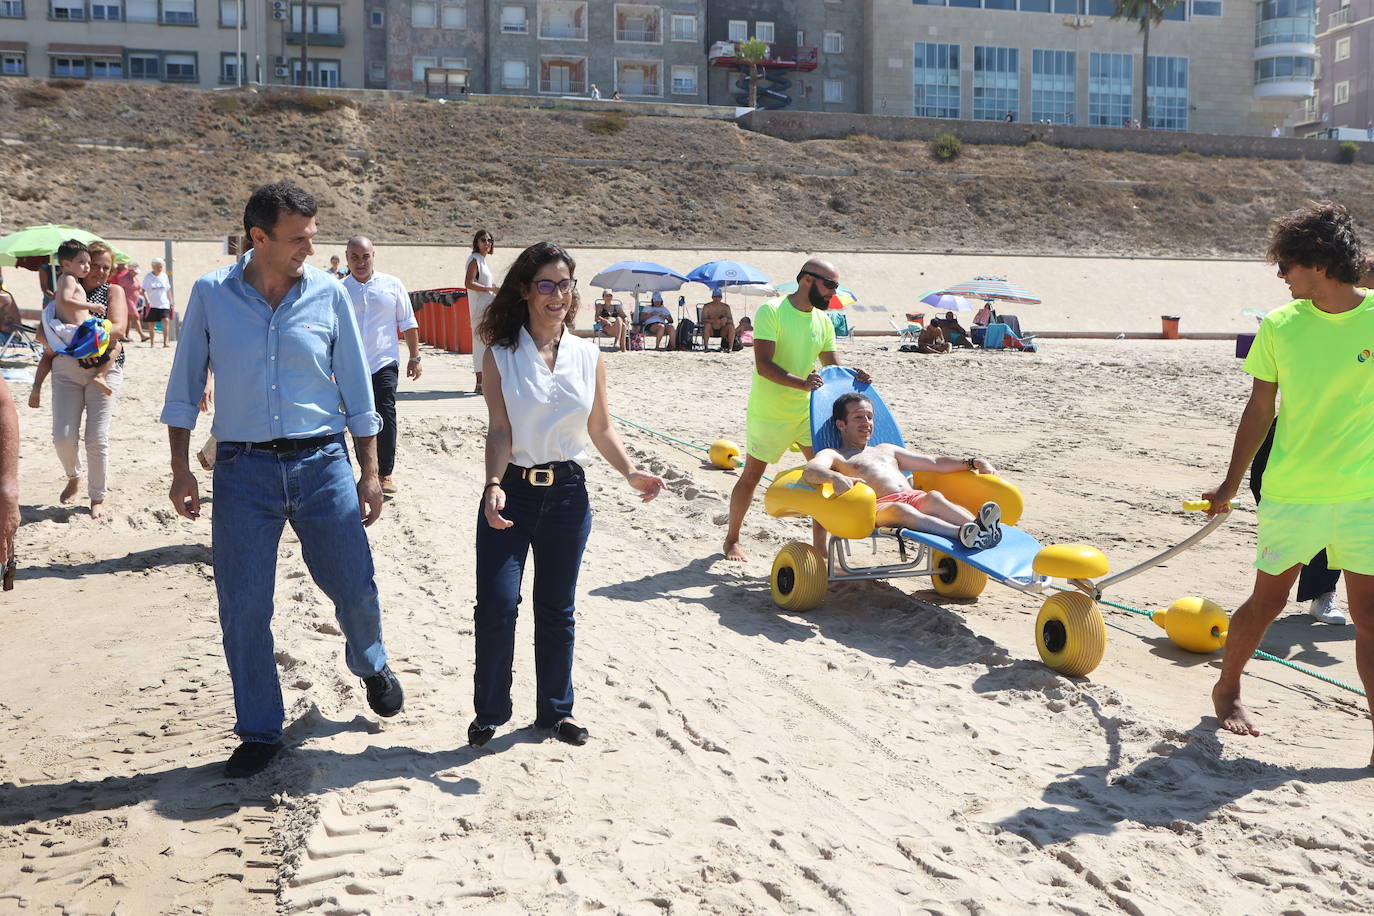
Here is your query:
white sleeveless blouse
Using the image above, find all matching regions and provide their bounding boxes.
[492,326,598,467]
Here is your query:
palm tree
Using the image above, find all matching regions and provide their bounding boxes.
[738,37,769,110]
[1111,0,1183,128]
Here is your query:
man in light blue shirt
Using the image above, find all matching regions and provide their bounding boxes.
[161,182,405,779]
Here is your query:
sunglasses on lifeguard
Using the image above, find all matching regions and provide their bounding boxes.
[800,270,839,291]
[532,278,577,295]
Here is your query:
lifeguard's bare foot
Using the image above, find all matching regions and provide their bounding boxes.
[60,477,80,503]
[1212,683,1260,736]
[722,538,748,562]
[90,500,108,519]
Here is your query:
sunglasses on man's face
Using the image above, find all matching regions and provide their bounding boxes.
[800,270,839,291]
[532,278,577,295]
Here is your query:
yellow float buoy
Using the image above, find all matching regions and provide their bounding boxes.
[1152,596,1228,653]
[708,439,741,469]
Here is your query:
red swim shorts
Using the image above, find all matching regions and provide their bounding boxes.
[875,489,927,508]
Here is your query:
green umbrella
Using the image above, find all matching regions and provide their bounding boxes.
[0,224,130,267]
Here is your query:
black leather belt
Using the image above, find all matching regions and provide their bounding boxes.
[242,435,337,453]
[505,461,580,487]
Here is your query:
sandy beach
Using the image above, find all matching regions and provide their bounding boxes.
[2,335,1372,914]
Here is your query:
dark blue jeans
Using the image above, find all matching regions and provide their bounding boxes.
[212,436,389,743]
[473,466,591,728]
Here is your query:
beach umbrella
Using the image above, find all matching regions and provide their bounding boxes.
[775,279,859,311]
[920,292,977,313]
[933,275,1041,305]
[589,260,689,295]
[685,259,769,292]
[0,224,129,267]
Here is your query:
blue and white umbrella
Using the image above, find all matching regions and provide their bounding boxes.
[933,276,1041,305]
[685,260,769,292]
[590,260,689,295]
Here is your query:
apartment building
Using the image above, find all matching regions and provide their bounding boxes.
[0,0,369,88]
[1292,0,1374,137]
[864,0,1315,135]
[703,1,864,112]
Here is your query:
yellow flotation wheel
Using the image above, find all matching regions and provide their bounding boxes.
[930,550,989,599]
[708,439,741,470]
[771,541,827,612]
[1035,592,1107,676]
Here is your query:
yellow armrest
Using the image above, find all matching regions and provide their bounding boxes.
[764,466,877,539]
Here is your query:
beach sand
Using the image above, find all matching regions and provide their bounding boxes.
[2,338,1372,914]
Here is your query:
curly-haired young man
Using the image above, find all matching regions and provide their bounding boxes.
[1200,201,1374,763]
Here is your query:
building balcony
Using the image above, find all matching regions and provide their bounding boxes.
[1251,40,1317,61]
[1253,78,1315,100]
[1328,6,1353,28]
[540,77,586,93]
[615,27,659,42]
[286,30,345,46]
[539,25,585,39]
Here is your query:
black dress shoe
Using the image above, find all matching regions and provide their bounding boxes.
[467,720,496,748]
[224,740,281,778]
[363,665,404,718]
[553,719,589,746]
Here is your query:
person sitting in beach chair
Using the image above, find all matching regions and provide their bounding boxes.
[802,392,1002,549]
[930,311,974,348]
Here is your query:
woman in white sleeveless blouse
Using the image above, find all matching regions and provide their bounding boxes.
[465,230,498,394]
[471,242,664,748]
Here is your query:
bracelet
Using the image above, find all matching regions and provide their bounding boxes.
[483,482,502,491]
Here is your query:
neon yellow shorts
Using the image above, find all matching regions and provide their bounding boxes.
[746,412,812,465]
[1254,495,1374,575]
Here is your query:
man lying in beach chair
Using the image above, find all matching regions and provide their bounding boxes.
[803,391,1003,550]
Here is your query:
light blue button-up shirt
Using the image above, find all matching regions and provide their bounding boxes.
[160,250,382,441]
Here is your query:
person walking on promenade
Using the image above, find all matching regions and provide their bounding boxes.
[161,182,404,779]
[343,236,421,496]
[466,230,499,394]
[1200,202,1374,764]
[722,258,870,562]
[470,241,664,749]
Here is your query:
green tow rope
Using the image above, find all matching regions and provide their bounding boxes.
[1058,587,1366,698]
[611,414,774,482]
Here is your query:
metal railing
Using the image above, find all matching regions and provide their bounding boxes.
[615,27,659,42]
[1330,6,1353,26]
[540,78,586,93]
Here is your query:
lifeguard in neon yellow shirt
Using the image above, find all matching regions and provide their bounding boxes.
[723,258,870,562]
[1200,202,1374,764]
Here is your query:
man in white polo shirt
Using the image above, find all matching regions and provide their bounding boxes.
[342,236,421,496]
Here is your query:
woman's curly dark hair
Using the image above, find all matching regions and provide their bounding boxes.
[476,241,580,350]
[1267,202,1365,284]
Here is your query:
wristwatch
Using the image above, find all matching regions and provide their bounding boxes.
[408,355,421,361]
[965,456,977,470]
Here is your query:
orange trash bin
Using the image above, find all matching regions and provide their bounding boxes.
[1161,315,1181,340]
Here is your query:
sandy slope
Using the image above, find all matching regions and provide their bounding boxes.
[1,338,1371,914]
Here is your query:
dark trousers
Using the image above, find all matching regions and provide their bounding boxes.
[371,364,399,478]
[1250,420,1341,600]
[473,466,592,728]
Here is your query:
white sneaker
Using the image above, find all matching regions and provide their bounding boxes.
[1308,592,1349,625]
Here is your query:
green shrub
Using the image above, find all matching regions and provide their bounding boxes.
[931,132,962,161]
[585,112,629,135]
[1339,141,1359,164]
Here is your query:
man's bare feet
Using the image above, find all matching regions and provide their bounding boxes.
[723,537,748,562]
[1212,682,1261,736]
[90,500,108,519]
[60,477,80,504]
[27,389,41,409]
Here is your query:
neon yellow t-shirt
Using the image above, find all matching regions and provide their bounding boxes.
[747,296,836,424]
[1244,291,1374,503]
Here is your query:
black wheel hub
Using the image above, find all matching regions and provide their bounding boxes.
[938,557,957,584]
[777,566,795,595]
[1042,618,1068,654]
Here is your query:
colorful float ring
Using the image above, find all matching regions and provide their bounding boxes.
[770,541,827,612]
[1035,592,1107,676]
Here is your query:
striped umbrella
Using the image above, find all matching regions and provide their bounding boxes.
[933,276,1041,305]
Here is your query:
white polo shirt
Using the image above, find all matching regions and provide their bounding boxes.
[342,270,418,374]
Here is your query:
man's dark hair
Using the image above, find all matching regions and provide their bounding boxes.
[243,181,318,240]
[56,239,89,263]
[1267,201,1365,284]
[832,392,871,425]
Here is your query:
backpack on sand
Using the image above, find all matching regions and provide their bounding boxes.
[675,318,697,351]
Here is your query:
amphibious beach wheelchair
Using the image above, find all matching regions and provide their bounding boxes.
[762,367,1230,677]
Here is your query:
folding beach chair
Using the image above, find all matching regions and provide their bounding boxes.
[830,310,852,344]
[0,295,42,361]
[888,317,921,345]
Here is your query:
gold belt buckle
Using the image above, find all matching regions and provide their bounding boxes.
[528,467,555,486]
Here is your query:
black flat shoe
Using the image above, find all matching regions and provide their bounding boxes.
[553,719,589,746]
[224,740,281,778]
[467,720,496,748]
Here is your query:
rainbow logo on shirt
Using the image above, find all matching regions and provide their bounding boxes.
[1360,350,1371,363]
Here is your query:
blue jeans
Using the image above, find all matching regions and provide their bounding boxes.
[473,466,591,728]
[212,436,389,743]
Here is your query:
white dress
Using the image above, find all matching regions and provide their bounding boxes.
[467,251,495,373]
